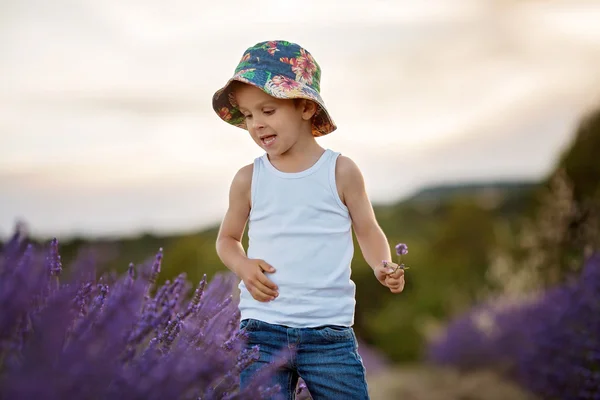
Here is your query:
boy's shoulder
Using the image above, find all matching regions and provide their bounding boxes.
[335,154,363,183]
[230,162,254,192]
[237,162,254,176]
[335,154,357,168]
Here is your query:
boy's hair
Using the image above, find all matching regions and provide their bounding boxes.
[228,80,313,110]
[211,40,337,137]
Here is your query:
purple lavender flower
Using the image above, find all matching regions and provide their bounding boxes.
[387,242,410,272]
[0,224,279,399]
[428,254,600,399]
[395,243,408,256]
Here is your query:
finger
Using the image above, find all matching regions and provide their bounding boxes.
[385,277,400,286]
[388,278,405,293]
[256,272,279,292]
[378,265,395,276]
[390,285,404,293]
[253,277,279,297]
[385,276,404,287]
[385,280,402,290]
[381,262,402,275]
[389,268,405,279]
[258,259,276,274]
[248,285,274,302]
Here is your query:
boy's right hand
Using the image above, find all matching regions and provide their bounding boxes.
[238,259,279,302]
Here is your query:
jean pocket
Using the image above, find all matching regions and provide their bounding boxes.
[239,318,260,332]
[316,325,354,342]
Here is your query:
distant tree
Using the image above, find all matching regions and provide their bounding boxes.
[485,105,600,293]
[556,106,600,203]
[542,105,600,281]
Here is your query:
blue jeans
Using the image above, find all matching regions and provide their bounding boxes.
[239,318,370,400]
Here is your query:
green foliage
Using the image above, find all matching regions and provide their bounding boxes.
[160,228,224,287]
[351,195,517,361]
[556,106,600,203]
[519,105,600,286]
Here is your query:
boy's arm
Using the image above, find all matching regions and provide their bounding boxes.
[215,164,253,276]
[215,164,279,301]
[336,156,405,293]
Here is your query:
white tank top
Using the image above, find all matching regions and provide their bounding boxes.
[239,148,356,328]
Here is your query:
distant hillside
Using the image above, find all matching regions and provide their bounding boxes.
[406,181,538,203]
[389,180,540,222]
[1,180,539,247]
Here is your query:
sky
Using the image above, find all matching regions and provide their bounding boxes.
[1,0,600,239]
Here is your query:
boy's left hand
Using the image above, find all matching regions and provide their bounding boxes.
[374,262,405,293]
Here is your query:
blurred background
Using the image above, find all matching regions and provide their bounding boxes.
[2,1,600,398]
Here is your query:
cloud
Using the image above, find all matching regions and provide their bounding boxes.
[1,0,600,237]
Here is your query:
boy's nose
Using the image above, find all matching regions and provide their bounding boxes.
[252,118,265,130]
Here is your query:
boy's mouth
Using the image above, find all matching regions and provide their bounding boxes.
[260,134,277,147]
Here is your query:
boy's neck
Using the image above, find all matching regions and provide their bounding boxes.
[267,135,325,174]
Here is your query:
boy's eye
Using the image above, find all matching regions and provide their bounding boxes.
[263,109,274,115]
[243,114,252,119]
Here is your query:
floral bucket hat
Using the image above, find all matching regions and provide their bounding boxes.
[212,40,337,137]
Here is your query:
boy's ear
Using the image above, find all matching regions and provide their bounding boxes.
[299,99,317,121]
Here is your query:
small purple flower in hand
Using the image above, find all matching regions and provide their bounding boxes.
[395,243,408,256]
[380,242,410,293]
[391,243,410,272]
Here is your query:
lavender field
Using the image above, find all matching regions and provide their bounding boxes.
[2,215,598,399]
[0,230,287,399]
[0,227,538,400]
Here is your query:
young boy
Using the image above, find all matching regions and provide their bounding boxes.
[213,40,405,400]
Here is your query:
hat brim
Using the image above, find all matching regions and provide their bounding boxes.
[212,73,337,137]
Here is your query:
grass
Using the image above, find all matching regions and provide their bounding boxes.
[367,364,537,400]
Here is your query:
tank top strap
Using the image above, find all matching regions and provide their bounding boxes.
[326,150,348,212]
[250,155,262,212]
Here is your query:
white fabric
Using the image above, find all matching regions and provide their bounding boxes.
[238,148,356,327]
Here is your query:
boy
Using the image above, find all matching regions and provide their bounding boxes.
[213,40,405,400]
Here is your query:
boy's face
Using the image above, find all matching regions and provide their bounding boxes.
[233,83,316,155]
